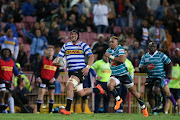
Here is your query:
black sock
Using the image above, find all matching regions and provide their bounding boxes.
[93,88,100,94]
[110,89,118,98]
[65,97,73,111]
[37,100,42,112]
[49,100,54,113]
[137,97,144,106]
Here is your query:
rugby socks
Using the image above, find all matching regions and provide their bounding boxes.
[37,100,42,112]
[0,103,5,112]
[92,88,100,94]
[8,97,15,113]
[65,97,73,111]
[110,89,120,101]
[137,97,145,109]
[167,94,176,106]
[49,100,54,113]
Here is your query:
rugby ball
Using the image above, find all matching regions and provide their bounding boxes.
[56,57,66,67]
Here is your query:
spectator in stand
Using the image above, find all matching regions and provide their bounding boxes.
[50,0,62,14]
[147,0,160,11]
[70,0,91,18]
[17,44,28,68]
[0,29,19,61]
[149,19,167,48]
[21,0,36,16]
[134,0,148,28]
[67,5,79,22]
[4,14,19,39]
[105,0,116,33]
[129,40,141,59]
[134,19,149,52]
[93,0,109,33]
[2,1,22,23]
[67,14,77,31]
[154,0,169,20]
[40,20,49,37]
[148,15,155,27]
[22,24,48,63]
[59,12,68,31]
[75,14,87,32]
[91,34,109,61]
[48,21,60,45]
[125,32,136,46]
[173,48,180,65]
[30,22,40,35]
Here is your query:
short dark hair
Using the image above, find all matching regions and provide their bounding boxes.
[0,48,12,58]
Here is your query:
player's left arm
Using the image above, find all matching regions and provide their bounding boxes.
[162,54,172,79]
[105,49,126,63]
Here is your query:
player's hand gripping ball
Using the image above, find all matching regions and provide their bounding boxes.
[57,57,65,67]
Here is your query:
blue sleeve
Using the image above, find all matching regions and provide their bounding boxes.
[43,36,48,49]
[13,62,20,76]
[0,36,4,44]
[23,28,35,40]
[89,68,97,77]
[15,38,18,46]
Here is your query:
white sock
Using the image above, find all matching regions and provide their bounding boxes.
[141,104,145,109]
[8,97,14,113]
[115,96,120,101]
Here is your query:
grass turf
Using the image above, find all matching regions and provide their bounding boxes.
[0,113,179,120]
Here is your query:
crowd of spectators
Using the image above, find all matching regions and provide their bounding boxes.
[0,0,180,72]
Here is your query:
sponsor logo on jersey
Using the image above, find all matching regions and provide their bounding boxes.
[44,65,57,71]
[1,66,13,71]
[101,70,111,73]
[4,41,15,45]
[66,50,83,55]
[147,63,155,70]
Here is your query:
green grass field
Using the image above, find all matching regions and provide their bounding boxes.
[0,113,179,120]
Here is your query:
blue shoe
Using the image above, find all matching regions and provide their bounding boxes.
[153,112,158,115]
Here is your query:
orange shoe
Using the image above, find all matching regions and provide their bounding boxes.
[142,107,148,117]
[114,99,123,110]
[96,84,105,94]
[59,108,71,115]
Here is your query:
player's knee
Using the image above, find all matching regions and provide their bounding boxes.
[66,77,78,88]
[75,84,83,94]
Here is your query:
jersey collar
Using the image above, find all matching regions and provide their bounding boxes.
[148,50,158,57]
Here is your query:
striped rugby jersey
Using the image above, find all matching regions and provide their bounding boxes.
[58,41,92,72]
[106,45,129,76]
[139,51,171,79]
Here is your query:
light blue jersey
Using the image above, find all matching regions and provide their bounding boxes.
[58,41,92,72]
[139,51,171,79]
[106,45,129,76]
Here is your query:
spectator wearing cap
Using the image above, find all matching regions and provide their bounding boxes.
[91,34,109,60]
[3,14,19,39]
[93,0,109,33]
[2,1,23,23]
[21,0,36,16]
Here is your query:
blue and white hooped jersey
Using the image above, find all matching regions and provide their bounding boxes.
[58,41,92,72]
[139,51,171,79]
[106,45,129,76]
